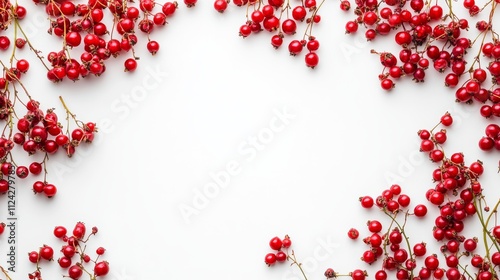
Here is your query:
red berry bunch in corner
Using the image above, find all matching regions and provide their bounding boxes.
[478,124,500,151]
[0,96,97,198]
[32,0,195,79]
[214,0,323,68]
[28,222,109,280]
[340,0,500,93]
[336,184,423,280]
[0,0,195,82]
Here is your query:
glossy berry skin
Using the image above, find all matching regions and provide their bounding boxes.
[305,52,319,68]
[40,245,54,260]
[276,251,287,262]
[68,265,83,279]
[94,261,110,276]
[73,222,86,239]
[264,253,277,266]
[54,226,67,238]
[213,0,228,12]
[43,184,57,197]
[124,58,138,72]
[269,236,282,250]
[147,41,160,55]
[282,236,292,248]
[348,228,359,239]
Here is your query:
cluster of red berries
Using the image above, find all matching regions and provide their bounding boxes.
[264,235,292,266]
[0,96,96,198]
[214,0,323,68]
[340,184,424,280]
[0,0,197,82]
[478,124,500,151]
[34,0,191,79]
[28,222,109,280]
[270,113,500,280]
[339,0,499,93]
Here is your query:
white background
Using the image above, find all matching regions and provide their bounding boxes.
[1,1,500,280]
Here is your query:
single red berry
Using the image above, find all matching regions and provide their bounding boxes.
[269,236,282,250]
[214,0,227,13]
[73,222,86,239]
[414,204,427,217]
[276,251,287,262]
[281,19,297,35]
[264,253,277,266]
[16,166,29,178]
[94,261,110,276]
[367,220,382,233]
[124,58,137,72]
[292,6,307,21]
[282,235,292,248]
[29,162,42,175]
[58,256,72,268]
[28,251,39,263]
[348,228,359,239]
[380,78,394,90]
[43,183,57,197]
[54,226,67,238]
[96,247,106,255]
[271,34,283,48]
[147,40,160,55]
[360,196,374,208]
[305,52,319,68]
[68,265,83,279]
[40,245,54,260]
[441,113,453,126]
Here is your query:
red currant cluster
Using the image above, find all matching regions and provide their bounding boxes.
[214,0,323,68]
[340,0,500,93]
[28,222,109,280]
[0,0,197,82]
[478,124,500,151]
[0,96,96,198]
[34,0,191,79]
[269,113,500,280]
[337,184,422,280]
[264,235,292,266]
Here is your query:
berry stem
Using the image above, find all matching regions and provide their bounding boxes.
[0,265,12,280]
[13,20,50,71]
[287,250,308,280]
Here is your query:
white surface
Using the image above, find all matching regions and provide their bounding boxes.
[0,1,498,279]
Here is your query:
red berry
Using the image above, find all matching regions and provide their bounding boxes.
[367,220,382,233]
[305,52,319,68]
[124,58,137,72]
[68,265,83,279]
[269,236,282,250]
[58,256,72,268]
[440,113,453,126]
[348,228,359,239]
[276,251,287,262]
[94,261,110,276]
[264,253,277,265]
[73,222,86,239]
[43,184,57,197]
[282,236,292,248]
[40,245,54,260]
[146,41,160,55]
[54,226,67,238]
[28,251,39,263]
